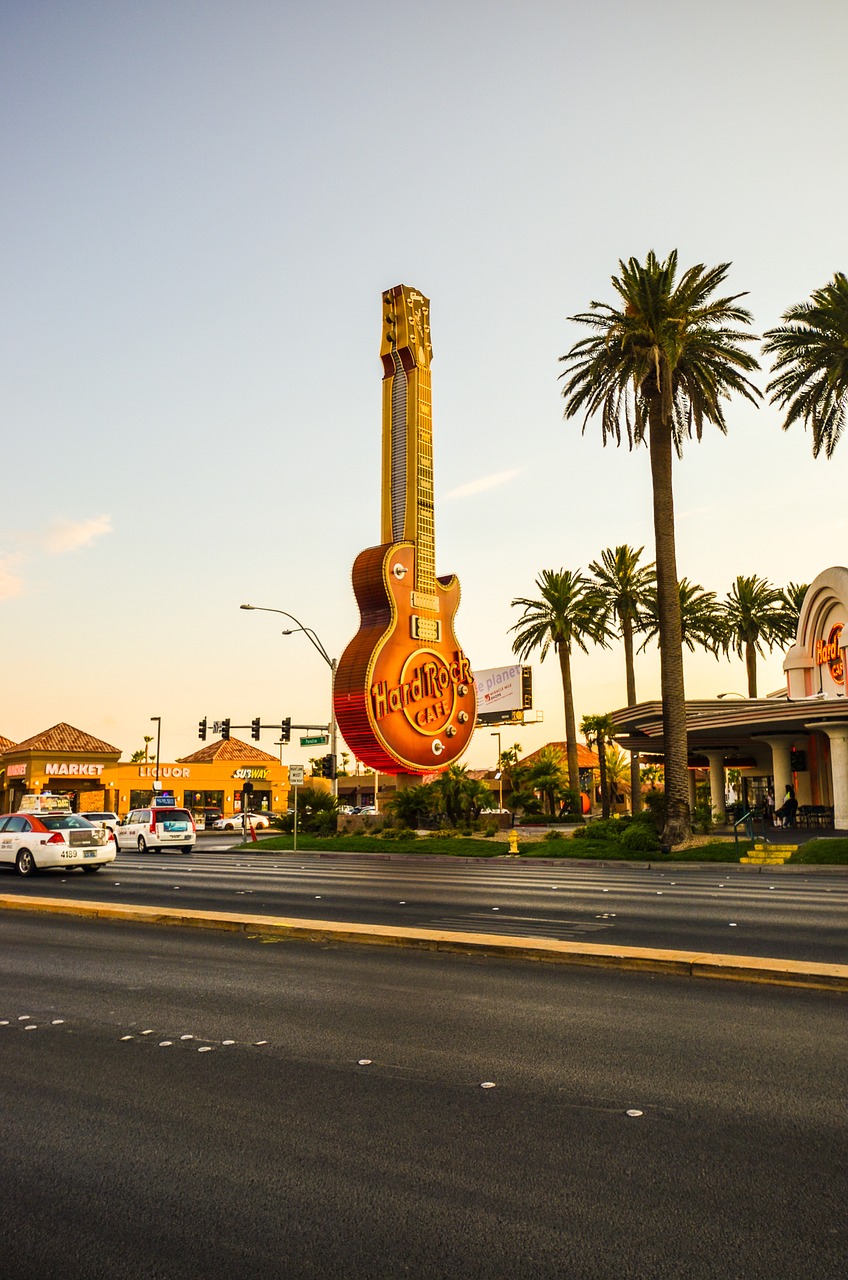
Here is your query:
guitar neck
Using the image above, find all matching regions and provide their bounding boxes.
[381,287,437,602]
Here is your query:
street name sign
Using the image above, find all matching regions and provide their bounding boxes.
[300,735,328,746]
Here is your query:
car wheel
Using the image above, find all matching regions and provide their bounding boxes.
[138,836,148,853]
[81,864,102,873]
[224,823,235,830]
[180,845,193,854]
[15,848,37,877]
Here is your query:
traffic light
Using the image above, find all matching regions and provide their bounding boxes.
[221,719,231,741]
[198,717,207,741]
[280,716,291,744]
[322,753,335,780]
[251,717,261,741]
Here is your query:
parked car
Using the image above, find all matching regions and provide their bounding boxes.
[115,807,196,854]
[0,811,116,877]
[80,810,120,838]
[212,813,271,831]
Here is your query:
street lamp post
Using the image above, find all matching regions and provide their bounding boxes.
[491,731,503,812]
[150,717,161,791]
[240,604,339,797]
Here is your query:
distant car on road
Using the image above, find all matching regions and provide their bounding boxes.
[80,810,120,838]
[212,813,271,831]
[0,811,116,877]
[115,807,196,854]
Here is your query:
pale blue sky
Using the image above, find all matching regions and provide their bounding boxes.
[2,1,846,766]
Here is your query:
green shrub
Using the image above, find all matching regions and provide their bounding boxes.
[483,824,498,837]
[620,822,661,853]
[583,818,626,842]
[571,827,588,840]
[395,827,416,841]
[693,804,713,835]
[543,829,564,841]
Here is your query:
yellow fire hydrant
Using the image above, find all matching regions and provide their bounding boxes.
[508,829,519,855]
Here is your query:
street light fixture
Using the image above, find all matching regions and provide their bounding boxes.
[240,604,339,797]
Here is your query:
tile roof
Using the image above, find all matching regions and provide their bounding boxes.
[8,722,121,755]
[0,736,18,756]
[177,737,280,764]
[520,741,600,769]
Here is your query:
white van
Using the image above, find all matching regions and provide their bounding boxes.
[116,806,196,854]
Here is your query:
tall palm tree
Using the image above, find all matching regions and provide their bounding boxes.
[588,544,654,810]
[764,272,848,457]
[560,251,761,845]
[510,569,609,794]
[580,712,615,818]
[781,581,809,639]
[638,578,725,656]
[720,574,796,697]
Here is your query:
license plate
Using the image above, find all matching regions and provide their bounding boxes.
[84,850,96,858]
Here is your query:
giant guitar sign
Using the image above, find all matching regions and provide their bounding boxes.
[334,285,476,774]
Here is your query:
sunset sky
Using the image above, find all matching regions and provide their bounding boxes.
[2,1,846,768]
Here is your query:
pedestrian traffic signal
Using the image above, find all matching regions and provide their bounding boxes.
[280,716,291,744]
[251,717,261,741]
[198,717,207,741]
[322,753,335,780]
[221,718,231,741]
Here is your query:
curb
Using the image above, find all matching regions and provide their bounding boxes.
[3,894,847,992]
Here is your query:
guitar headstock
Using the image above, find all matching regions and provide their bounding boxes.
[381,284,432,369]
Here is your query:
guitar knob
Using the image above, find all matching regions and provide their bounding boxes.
[458,684,469,696]
[445,725,457,737]
[458,711,468,724]
[432,739,445,756]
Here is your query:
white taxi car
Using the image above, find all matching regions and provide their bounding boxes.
[115,806,196,854]
[0,812,116,877]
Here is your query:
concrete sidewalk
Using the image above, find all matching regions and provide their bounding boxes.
[2,893,847,993]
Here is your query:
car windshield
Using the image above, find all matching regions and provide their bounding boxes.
[40,814,96,830]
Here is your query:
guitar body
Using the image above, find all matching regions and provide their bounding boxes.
[334,284,476,776]
[334,540,476,773]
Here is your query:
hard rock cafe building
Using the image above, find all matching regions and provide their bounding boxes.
[611,567,848,830]
[0,727,289,820]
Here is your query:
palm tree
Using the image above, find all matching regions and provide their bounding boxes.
[588,544,654,809]
[384,782,439,829]
[603,743,631,811]
[638,578,725,656]
[580,712,616,818]
[560,251,761,845]
[781,581,809,639]
[510,569,609,794]
[720,574,796,696]
[526,746,571,816]
[764,272,848,457]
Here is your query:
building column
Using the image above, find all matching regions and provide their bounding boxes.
[759,737,794,806]
[703,751,726,821]
[806,722,848,830]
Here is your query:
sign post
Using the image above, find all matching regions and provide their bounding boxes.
[288,765,304,852]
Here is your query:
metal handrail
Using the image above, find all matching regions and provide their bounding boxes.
[733,810,754,849]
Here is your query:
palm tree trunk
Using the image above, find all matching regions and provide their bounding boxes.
[648,405,691,846]
[622,614,641,812]
[598,732,610,818]
[558,643,580,795]
[745,640,758,697]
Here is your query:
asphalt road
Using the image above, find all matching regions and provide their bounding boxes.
[3,844,847,964]
[1,915,845,1280]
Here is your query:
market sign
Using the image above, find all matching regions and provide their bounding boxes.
[815,623,844,684]
[45,762,105,777]
[6,763,27,778]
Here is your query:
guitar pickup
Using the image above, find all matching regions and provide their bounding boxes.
[411,615,441,642]
[410,591,440,612]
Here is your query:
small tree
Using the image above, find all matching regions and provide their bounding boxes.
[526,746,570,816]
[580,712,615,817]
[384,783,439,829]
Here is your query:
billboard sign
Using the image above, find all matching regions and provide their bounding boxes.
[474,664,530,716]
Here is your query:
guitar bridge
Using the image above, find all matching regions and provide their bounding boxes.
[411,614,441,642]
